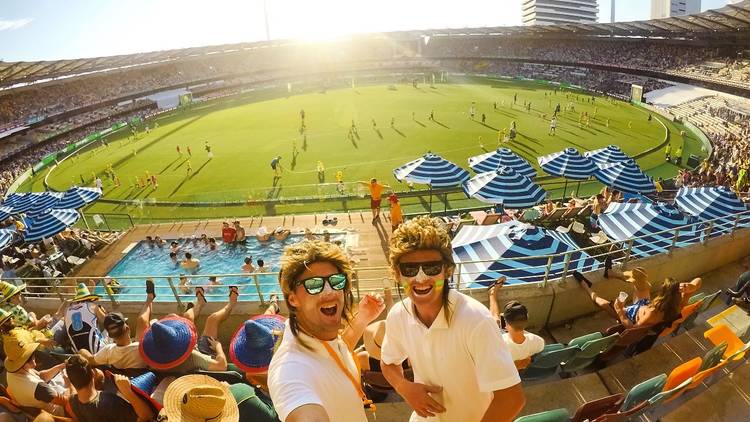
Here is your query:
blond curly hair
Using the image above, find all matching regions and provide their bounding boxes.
[278,240,354,340]
[388,215,455,323]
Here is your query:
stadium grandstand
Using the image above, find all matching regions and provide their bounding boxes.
[1,1,750,421]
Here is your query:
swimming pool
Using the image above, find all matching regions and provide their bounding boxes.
[103,233,347,302]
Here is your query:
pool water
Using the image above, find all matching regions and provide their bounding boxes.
[103,234,346,302]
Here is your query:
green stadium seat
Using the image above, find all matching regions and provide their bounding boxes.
[648,378,693,407]
[619,373,667,412]
[520,344,578,381]
[562,333,619,373]
[514,408,571,422]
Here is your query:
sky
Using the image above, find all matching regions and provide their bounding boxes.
[0,0,732,62]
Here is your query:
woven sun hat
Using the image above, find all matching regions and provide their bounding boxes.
[4,330,40,373]
[162,374,239,422]
[127,371,163,413]
[229,314,286,374]
[71,283,100,302]
[139,316,197,370]
[363,320,386,361]
[0,281,25,304]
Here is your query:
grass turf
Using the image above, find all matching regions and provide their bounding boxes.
[20,78,703,224]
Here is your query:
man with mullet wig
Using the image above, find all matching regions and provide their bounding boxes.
[268,240,385,422]
[381,216,525,422]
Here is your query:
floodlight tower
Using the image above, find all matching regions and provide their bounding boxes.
[611,0,615,23]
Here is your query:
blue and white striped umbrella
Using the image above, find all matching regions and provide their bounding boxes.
[2,193,26,207]
[584,145,631,166]
[29,191,64,215]
[538,147,597,180]
[0,206,15,221]
[393,153,470,188]
[468,148,537,178]
[24,209,80,242]
[0,229,14,249]
[594,160,655,194]
[452,221,601,287]
[7,192,42,214]
[462,166,546,208]
[55,187,102,210]
[674,186,750,236]
[598,202,701,259]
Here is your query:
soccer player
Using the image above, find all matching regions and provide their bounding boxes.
[187,160,192,175]
[665,144,671,162]
[549,118,557,136]
[391,117,395,127]
[372,118,377,129]
[429,110,434,121]
[177,145,181,155]
[481,113,486,124]
[271,156,283,177]
[187,146,192,157]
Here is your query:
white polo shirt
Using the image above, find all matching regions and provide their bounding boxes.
[268,321,367,422]
[382,289,521,422]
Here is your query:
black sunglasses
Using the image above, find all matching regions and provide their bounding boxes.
[398,261,444,278]
[296,273,348,295]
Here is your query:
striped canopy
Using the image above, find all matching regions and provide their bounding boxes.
[584,145,631,165]
[2,193,26,207]
[452,221,601,287]
[29,192,64,215]
[0,229,14,250]
[593,160,655,194]
[7,192,42,214]
[462,166,546,208]
[393,153,470,188]
[55,187,103,210]
[468,148,537,178]
[0,206,15,221]
[598,202,701,259]
[538,147,596,180]
[24,209,80,242]
[674,186,750,236]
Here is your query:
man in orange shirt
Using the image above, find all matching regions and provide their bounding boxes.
[359,178,390,223]
[389,193,403,232]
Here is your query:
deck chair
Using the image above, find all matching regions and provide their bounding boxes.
[578,205,593,219]
[562,333,619,373]
[561,206,582,219]
[544,208,567,224]
[469,211,501,225]
[520,344,578,381]
[514,408,571,422]
[704,324,748,361]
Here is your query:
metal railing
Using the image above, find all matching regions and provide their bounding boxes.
[11,208,750,305]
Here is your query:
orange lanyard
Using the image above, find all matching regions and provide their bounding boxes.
[320,340,377,415]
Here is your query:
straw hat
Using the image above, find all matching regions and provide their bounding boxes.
[139,316,197,370]
[0,281,25,304]
[4,330,39,373]
[229,314,285,374]
[162,374,239,422]
[623,267,650,291]
[71,283,100,302]
[363,320,386,361]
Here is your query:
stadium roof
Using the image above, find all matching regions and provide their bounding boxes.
[2,0,750,90]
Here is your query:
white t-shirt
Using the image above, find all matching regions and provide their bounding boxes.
[268,322,367,422]
[502,331,546,362]
[382,290,521,422]
[93,342,147,369]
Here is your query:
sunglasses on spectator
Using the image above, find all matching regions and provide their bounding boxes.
[296,273,348,295]
[398,261,444,278]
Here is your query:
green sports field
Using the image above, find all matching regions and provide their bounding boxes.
[19,77,705,224]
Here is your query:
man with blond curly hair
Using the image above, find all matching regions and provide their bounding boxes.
[381,216,525,422]
[268,240,384,422]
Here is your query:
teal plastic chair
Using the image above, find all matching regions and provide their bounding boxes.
[520,344,578,381]
[648,378,693,407]
[619,373,667,412]
[682,290,721,332]
[514,408,571,422]
[562,333,619,373]
[688,292,706,304]
[699,341,728,371]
